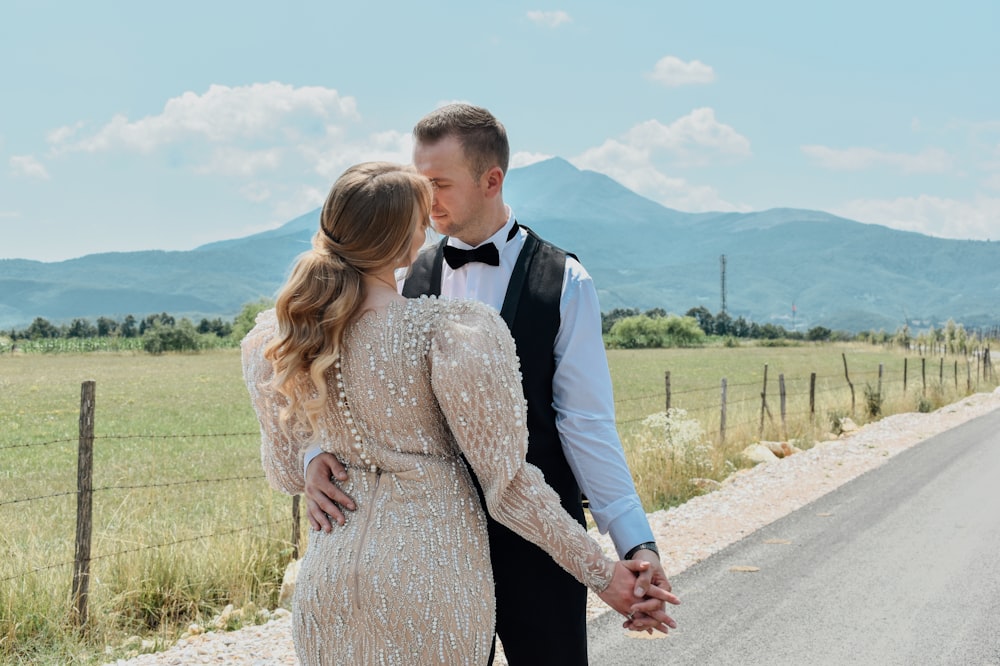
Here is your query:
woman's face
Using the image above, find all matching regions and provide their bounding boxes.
[404,209,432,267]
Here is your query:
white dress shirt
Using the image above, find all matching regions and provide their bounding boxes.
[437,209,655,557]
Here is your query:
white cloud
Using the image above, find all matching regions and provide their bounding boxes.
[527,10,571,27]
[983,173,1000,192]
[833,195,1000,240]
[49,82,359,155]
[306,129,412,182]
[616,108,751,166]
[0,211,20,218]
[801,145,954,174]
[510,151,553,169]
[571,109,752,212]
[647,56,715,87]
[9,155,50,179]
[270,185,328,224]
[193,147,283,176]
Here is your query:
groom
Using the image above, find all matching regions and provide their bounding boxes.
[305,103,678,664]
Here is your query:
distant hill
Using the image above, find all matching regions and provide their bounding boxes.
[2,157,999,333]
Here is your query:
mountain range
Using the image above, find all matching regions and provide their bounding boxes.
[2,157,998,333]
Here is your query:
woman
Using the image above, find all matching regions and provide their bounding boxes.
[242,162,654,665]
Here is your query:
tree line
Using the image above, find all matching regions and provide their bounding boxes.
[601,306,997,352]
[3,300,996,354]
[3,300,270,354]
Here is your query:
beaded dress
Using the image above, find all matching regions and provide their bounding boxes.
[241,297,615,666]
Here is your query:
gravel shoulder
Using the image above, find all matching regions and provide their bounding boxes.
[105,389,1000,666]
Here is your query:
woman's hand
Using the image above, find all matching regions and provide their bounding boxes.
[597,560,681,634]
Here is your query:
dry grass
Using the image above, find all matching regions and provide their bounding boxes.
[0,343,993,663]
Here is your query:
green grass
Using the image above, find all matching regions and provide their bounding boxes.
[0,343,994,663]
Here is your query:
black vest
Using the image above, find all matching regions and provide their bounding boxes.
[402,225,584,522]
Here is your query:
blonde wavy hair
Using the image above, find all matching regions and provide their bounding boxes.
[264,162,432,435]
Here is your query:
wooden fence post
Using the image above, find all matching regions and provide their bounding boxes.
[664,371,671,412]
[954,360,958,391]
[779,374,787,439]
[809,372,816,423]
[719,378,727,445]
[72,380,96,630]
[921,357,927,395]
[904,358,908,393]
[939,357,944,386]
[878,363,884,405]
[758,364,774,438]
[842,353,855,414]
[291,495,302,561]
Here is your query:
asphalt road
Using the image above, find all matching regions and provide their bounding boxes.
[589,409,1000,666]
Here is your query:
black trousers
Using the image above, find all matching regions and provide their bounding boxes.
[486,504,589,665]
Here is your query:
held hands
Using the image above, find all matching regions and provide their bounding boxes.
[597,557,680,634]
[304,452,355,531]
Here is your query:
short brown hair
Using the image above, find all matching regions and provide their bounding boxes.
[413,103,510,178]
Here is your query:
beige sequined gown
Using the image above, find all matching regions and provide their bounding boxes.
[241,297,614,666]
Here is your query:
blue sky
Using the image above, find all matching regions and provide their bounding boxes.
[2,1,997,262]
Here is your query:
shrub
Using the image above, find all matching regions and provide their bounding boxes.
[863,382,883,418]
[142,320,201,354]
[608,314,705,349]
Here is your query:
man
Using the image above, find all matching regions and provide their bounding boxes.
[305,104,679,664]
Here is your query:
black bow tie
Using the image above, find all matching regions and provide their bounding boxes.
[442,223,520,270]
[443,243,500,269]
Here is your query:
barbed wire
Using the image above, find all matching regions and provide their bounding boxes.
[0,474,267,508]
[0,431,258,454]
[0,518,289,584]
[0,437,76,451]
[96,432,258,442]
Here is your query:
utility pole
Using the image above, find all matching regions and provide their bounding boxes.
[720,254,727,314]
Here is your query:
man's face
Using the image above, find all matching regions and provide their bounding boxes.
[412,135,487,242]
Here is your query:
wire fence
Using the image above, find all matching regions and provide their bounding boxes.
[2,348,995,630]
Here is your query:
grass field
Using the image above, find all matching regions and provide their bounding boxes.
[1,343,994,664]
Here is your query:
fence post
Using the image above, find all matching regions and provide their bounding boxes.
[842,353,855,414]
[719,378,727,445]
[779,374,787,439]
[878,363,884,406]
[904,358,908,393]
[664,371,671,412]
[954,360,958,391]
[72,380,96,630]
[922,357,927,395]
[939,357,944,386]
[291,495,302,561]
[809,372,816,423]
[759,364,769,438]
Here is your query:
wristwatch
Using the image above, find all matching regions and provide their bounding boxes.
[625,541,659,560]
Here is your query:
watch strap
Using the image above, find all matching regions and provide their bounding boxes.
[625,541,659,560]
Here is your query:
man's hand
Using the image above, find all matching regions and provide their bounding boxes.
[597,560,679,634]
[623,550,679,633]
[304,452,355,531]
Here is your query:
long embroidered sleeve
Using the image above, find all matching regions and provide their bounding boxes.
[429,301,615,593]
[241,310,308,495]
